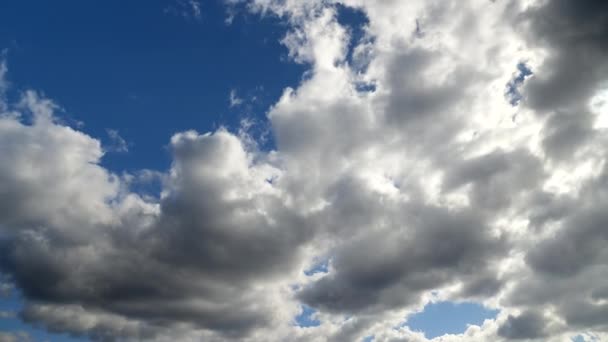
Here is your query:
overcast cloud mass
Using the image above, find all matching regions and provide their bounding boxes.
[1,0,608,341]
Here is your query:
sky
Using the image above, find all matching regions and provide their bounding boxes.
[0,0,607,342]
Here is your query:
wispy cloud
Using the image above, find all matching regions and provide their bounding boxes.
[229,88,243,107]
[164,0,202,21]
[106,128,129,153]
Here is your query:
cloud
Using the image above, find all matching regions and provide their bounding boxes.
[0,311,15,319]
[521,0,608,112]
[298,204,507,314]
[519,0,608,161]
[229,89,243,107]
[497,310,549,340]
[0,56,8,112]
[105,129,129,153]
[164,0,203,21]
[0,96,311,338]
[1,0,608,341]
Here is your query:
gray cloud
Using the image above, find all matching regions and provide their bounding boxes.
[0,98,311,339]
[527,207,608,277]
[520,0,608,159]
[497,310,548,340]
[299,204,507,313]
[522,0,608,111]
[443,148,544,211]
[505,164,608,338]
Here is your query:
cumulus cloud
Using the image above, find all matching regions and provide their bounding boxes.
[0,92,310,339]
[497,310,549,340]
[1,0,608,341]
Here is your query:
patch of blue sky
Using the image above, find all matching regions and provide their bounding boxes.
[334,3,369,69]
[505,62,533,106]
[405,301,499,339]
[294,305,321,328]
[355,81,376,93]
[0,0,305,174]
[304,258,330,276]
[572,334,601,342]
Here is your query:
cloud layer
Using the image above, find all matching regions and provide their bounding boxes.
[1,0,608,341]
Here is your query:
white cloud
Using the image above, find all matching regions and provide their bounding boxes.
[229,89,243,107]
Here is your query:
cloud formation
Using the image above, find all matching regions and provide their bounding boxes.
[1,0,608,341]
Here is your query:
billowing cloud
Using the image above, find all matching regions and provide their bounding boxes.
[1,0,608,341]
[497,310,549,340]
[0,95,311,339]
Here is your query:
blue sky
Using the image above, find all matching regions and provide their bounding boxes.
[0,0,606,341]
[406,302,499,339]
[0,0,305,173]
